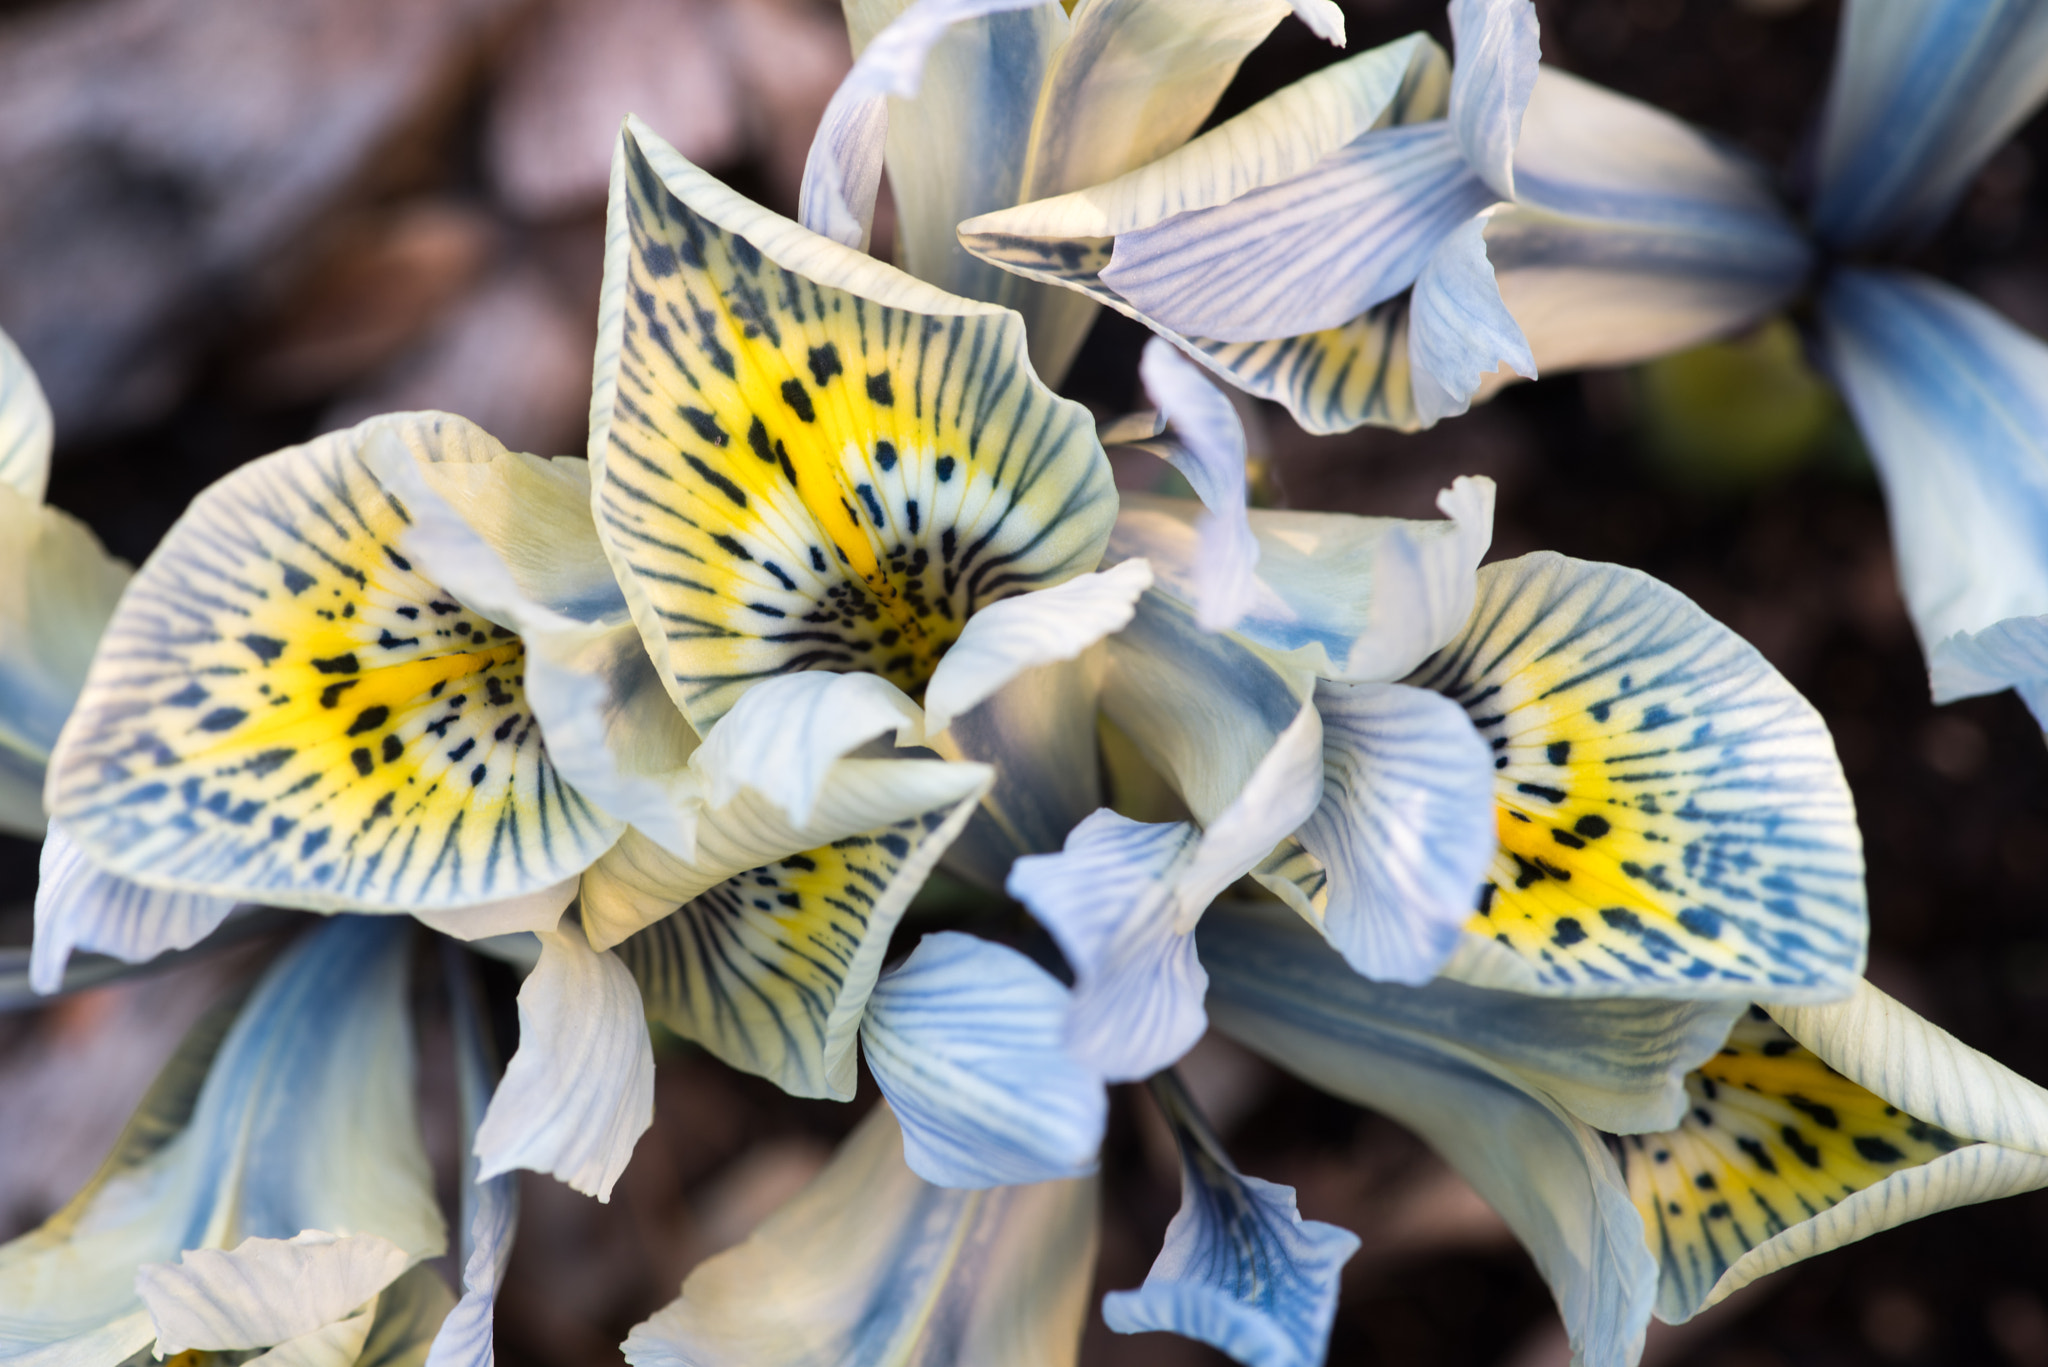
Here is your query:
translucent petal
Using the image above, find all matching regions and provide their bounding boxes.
[692,670,922,824]
[623,1103,1097,1367]
[0,324,52,504]
[473,918,653,1201]
[1617,1002,2048,1322]
[1103,1073,1357,1367]
[138,1231,408,1354]
[861,931,1106,1187]
[590,120,1113,731]
[31,826,239,995]
[1484,68,1811,377]
[44,413,622,913]
[615,770,989,1099]
[922,558,1150,735]
[1447,0,1539,200]
[1110,476,1494,683]
[355,1268,458,1367]
[427,951,517,1367]
[244,1308,376,1367]
[1134,339,1257,633]
[1818,268,2048,723]
[1408,553,1867,1001]
[0,916,442,1361]
[1811,0,2048,250]
[1198,904,1657,1367]
[0,488,129,769]
[1407,210,1535,427]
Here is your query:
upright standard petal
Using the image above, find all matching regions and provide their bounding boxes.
[0,916,442,1364]
[1109,476,1494,683]
[690,669,921,824]
[1484,68,1811,377]
[1446,0,1539,199]
[623,1103,1098,1367]
[615,765,990,1099]
[1616,997,2048,1324]
[44,412,622,913]
[473,917,654,1201]
[1135,339,1258,633]
[861,932,1107,1188]
[589,120,1114,732]
[1406,553,1867,1001]
[1818,268,2048,726]
[960,33,1452,433]
[1103,1071,1358,1367]
[1198,904,1657,1367]
[0,324,51,504]
[31,826,238,995]
[1811,0,2048,251]
[1407,209,1535,426]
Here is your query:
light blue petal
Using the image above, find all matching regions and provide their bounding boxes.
[1818,267,2048,725]
[427,950,518,1367]
[1101,123,1493,343]
[624,1103,1098,1367]
[1103,1071,1358,1367]
[1484,68,1812,377]
[1811,0,2048,251]
[1197,905,1658,1367]
[861,932,1107,1187]
[804,0,1057,251]
[31,827,239,995]
[1407,210,1534,427]
[0,324,51,504]
[1006,810,1210,1081]
[1293,681,1493,984]
[1447,0,1539,200]
[1136,339,1259,632]
[1408,552,1867,1001]
[1110,477,1494,683]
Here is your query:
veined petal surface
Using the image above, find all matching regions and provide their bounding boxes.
[1818,268,2048,723]
[0,916,442,1362]
[0,325,51,504]
[1447,0,1539,200]
[1110,476,1493,683]
[1485,68,1810,377]
[474,917,654,1201]
[1408,553,1866,1001]
[138,1231,408,1354]
[1104,1072,1358,1367]
[1198,904,1657,1367]
[590,120,1113,732]
[691,670,921,824]
[861,932,1106,1187]
[960,35,1450,433]
[1812,0,2048,251]
[623,1103,1098,1367]
[1135,339,1257,633]
[1618,999,2048,1323]
[1407,209,1535,426]
[44,413,621,913]
[31,827,239,995]
[616,767,990,1099]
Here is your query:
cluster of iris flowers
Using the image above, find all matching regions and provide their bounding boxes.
[5,0,2048,1364]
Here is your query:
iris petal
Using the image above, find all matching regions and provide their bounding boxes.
[31,827,238,995]
[1446,0,1540,200]
[0,325,51,503]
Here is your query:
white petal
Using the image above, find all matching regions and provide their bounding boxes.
[246,1307,378,1367]
[409,876,581,942]
[1135,339,1257,633]
[1485,68,1811,376]
[922,560,1151,736]
[861,932,1106,1187]
[138,1231,407,1354]
[1286,0,1345,44]
[0,488,129,767]
[1447,0,1539,200]
[1199,904,1656,1367]
[1407,209,1535,427]
[1111,476,1494,683]
[474,918,654,1201]
[0,324,52,504]
[692,670,921,824]
[1102,123,1492,344]
[429,954,518,1367]
[623,1103,1098,1367]
[1289,681,1493,984]
[1818,268,2048,722]
[1812,0,2048,250]
[1103,1073,1358,1367]
[30,827,239,995]
[615,767,990,1099]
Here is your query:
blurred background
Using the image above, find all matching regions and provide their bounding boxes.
[2,0,2046,1362]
